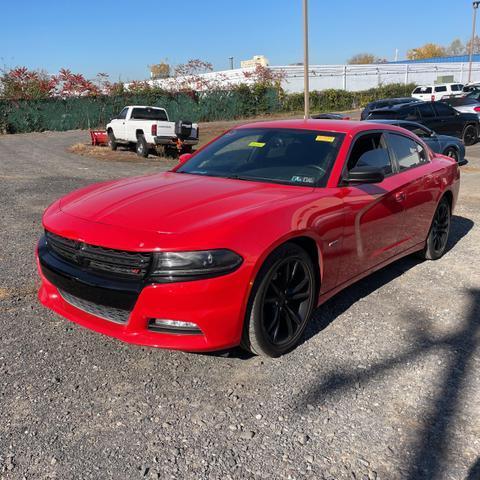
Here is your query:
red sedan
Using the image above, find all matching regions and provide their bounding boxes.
[37,120,460,357]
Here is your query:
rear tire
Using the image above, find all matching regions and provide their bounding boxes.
[107,131,117,151]
[241,243,317,357]
[443,147,459,163]
[419,197,451,260]
[136,134,149,158]
[462,124,477,146]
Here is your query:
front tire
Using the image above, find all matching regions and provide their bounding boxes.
[419,197,451,260]
[136,135,149,158]
[242,243,317,357]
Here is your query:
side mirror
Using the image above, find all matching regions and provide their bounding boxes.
[344,166,385,184]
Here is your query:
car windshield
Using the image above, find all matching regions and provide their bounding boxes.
[178,128,345,187]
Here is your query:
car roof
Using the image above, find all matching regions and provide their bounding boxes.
[235,119,415,136]
[126,105,166,110]
[365,119,427,128]
[415,83,462,87]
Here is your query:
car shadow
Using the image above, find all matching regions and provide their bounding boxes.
[301,214,474,346]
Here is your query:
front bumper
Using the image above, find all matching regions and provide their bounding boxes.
[36,239,251,352]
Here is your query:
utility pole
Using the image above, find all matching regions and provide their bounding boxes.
[303,0,309,119]
[229,56,234,70]
[468,1,480,83]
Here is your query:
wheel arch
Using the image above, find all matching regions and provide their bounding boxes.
[249,233,323,299]
[441,189,454,211]
[136,129,144,138]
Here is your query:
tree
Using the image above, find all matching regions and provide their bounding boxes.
[347,53,386,65]
[54,69,100,97]
[407,43,446,60]
[466,35,480,55]
[447,38,465,56]
[149,62,170,79]
[0,67,57,100]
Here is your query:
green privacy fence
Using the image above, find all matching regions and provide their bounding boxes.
[0,87,281,134]
[0,83,416,134]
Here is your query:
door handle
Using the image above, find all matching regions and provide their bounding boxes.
[395,192,406,202]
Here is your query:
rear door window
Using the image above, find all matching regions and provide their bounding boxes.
[433,103,455,116]
[417,103,435,118]
[388,134,429,171]
[434,86,447,93]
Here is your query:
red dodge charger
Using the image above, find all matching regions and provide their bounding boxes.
[37,120,460,357]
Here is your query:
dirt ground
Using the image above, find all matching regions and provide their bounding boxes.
[0,122,479,480]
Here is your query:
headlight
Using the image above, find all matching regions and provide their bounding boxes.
[149,249,243,282]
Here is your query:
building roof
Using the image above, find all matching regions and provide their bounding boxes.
[389,54,480,64]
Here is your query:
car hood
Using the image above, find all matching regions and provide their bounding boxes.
[58,172,312,235]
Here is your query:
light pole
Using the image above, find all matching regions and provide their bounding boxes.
[303,0,309,119]
[468,1,480,83]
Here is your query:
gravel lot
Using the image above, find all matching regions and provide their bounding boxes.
[1,128,480,480]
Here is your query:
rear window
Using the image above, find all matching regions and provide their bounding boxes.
[367,111,399,120]
[451,84,463,91]
[414,86,432,94]
[178,128,345,187]
[130,108,168,121]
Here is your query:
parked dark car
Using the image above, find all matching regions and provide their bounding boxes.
[366,119,467,165]
[366,101,479,146]
[360,97,420,120]
[311,113,350,120]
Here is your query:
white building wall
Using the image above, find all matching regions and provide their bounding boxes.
[137,62,480,93]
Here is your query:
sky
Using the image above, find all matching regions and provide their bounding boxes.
[0,0,476,81]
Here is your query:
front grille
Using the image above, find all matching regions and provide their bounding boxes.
[59,289,131,324]
[45,231,152,279]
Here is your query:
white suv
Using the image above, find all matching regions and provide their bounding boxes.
[412,83,464,101]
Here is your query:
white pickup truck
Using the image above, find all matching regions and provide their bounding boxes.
[106,106,199,157]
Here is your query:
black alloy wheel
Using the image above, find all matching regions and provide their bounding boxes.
[243,243,316,357]
[420,197,451,260]
[462,124,477,146]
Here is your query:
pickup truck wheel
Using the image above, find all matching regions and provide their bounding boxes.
[136,135,149,158]
[107,131,117,151]
[462,124,477,146]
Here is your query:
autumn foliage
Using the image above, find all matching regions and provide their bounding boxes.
[0,67,124,100]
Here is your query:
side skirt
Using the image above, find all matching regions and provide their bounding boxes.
[317,242,425,307]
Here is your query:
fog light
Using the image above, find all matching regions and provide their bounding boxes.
[148,318,202,335]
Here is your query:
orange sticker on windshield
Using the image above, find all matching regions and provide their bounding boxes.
[315,135,335,142]
[248,141,266,148]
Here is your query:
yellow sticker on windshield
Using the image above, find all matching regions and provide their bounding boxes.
[248,141,266,148]
[315,135,335,142]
